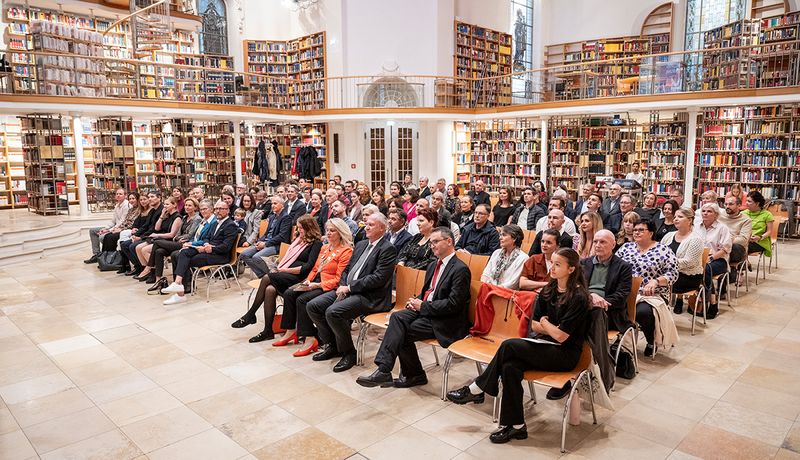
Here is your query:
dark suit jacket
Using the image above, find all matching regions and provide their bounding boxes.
[206,217,240,262]
[260,211,292,249]
[601,197,621,218]
[317,203,332,230]
[528,229,573,256]
[581,255,633,332]
[571,199,586,220]
[388,229,413,254]
[603,210,623,234]
[340,237,398,311]
[468,190,491,206]
[417,255,471,347]
[285,199,307,224]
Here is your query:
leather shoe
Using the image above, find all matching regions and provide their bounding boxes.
[312,344,341,362]
[393,373,428,388]
[333,353,357,373]
[356,369,393,388]
[84,255,98,264]
[248,331,275,343]
[446,386,485,405]
[489,425,528,444]
[231,316,256,328]
[124,268,140,277]
[546,381,572,400]
[116,266,129,274]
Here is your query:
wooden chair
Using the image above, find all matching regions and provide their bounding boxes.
[767,214,781,273]
[455,251,471,268]
[236,219,269,256]
[441,295,522,405]
[190,233,243,302]
[521,230,537,254]
[669,248,709,336]
[468,254,490,281]
[767,201,789,242]
[521,343,596,453]
[609,277,642,371]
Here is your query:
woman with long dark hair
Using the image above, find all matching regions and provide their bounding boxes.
[447,248,590,444]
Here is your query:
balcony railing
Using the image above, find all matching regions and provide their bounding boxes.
[3,40,799,111]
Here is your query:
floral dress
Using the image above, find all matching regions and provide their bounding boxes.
[615,242,678,298]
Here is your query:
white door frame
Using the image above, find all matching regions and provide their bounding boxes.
[364,121,419,192]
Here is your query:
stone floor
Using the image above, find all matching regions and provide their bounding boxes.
[0,238,799,459]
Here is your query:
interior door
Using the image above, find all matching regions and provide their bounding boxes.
[365,122,418,193]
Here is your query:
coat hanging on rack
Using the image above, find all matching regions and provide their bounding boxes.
[271,139,283,178]
[295,145,323,180]
[252,139,269,183]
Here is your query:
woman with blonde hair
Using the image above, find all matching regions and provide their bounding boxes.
[660,207,705,314]
[232,214,323,343]
[615,211,641,250]
[575,211,604,259]
[275,217,354,356]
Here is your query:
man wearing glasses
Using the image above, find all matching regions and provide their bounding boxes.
[162,200,239,305]
[455,203,500,256]
[356,226,471,388]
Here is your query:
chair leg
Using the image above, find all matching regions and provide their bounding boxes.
[561,377,580,453]
[355,322,368,367]
[430,345,440,366]
[528,381,536,403]
[585,371,597,424]
[441,352,454,400]
[492,382,501,424]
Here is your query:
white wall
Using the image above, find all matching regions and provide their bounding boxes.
[543,0,674,45]
[455,0,511,34]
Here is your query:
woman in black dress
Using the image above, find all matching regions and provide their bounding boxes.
[447,248,590,444]
[397,207,438,269]
[231,214,323,343]
[490,187,519,226]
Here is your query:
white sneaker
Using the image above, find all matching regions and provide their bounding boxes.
[161,282,185,294]
[163,294,187,305]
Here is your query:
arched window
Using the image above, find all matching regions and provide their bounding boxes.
[198,0,228,55]
[684,0,746,88]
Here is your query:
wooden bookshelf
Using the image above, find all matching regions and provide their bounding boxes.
[454,21,512,107]
[641,111,688,198]
[640,3,673,54]
[243,32,327,110]
[0,120,24,208]
[194,121,235,198]
[19,114,69,215]
[757,11,800,88]
[701,19,760,90]
[453,121,471,190]
[174,54,236,104]
[751,0,790,20]
[133,121,155,191]
[95,117,135,207]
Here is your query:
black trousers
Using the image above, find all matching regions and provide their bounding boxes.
[672,273,703,294]
[149,239,182,276]
[280,286,324,338]
[748,242,765,254]
[101,232,122,252]
[636,301,656,345]
[170,247,227,291]
[374,309,435,378]
[306,291,375,355]
[475,338,580,427]
[704,259,728,297]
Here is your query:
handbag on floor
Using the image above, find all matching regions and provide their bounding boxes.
[97,250,124,271]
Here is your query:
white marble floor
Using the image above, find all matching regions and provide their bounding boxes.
[1,239,799,459]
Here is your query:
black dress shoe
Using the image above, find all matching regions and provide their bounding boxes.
[644,344,655,357]
[333,353,357,373]
[312,345,341,362]
[489,425,528,444]
[249,330,275,343]
[546,381,572,400]
[704,304,718,320]
[84,255,98,264]
[673,298,684,314]
[231,315,257,328]
[393,373,428,388]
[446,386,485,405]
[356,369,393,388]
[124,268,141,277]
[147,278,168,295]
[116,266,129,274]
[144,273,156,284]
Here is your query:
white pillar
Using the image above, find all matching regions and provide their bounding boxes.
[72,115,89,217]
[233,120,243,185]
[540,117,549,187]
[684,107,699,208]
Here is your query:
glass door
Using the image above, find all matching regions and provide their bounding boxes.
[365,122,418,192]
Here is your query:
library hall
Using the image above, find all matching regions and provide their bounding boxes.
[2,0,800,459]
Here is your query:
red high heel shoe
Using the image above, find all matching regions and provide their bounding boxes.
[272,331,299,347]
[292,338,318,357]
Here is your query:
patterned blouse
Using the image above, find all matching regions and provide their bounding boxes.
[615,241,679,297]
[397,233,435,269]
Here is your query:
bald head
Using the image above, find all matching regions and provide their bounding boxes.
[593,229,616,261]
[547,209,565,230]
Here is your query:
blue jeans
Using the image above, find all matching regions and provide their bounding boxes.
[240,244,278,277]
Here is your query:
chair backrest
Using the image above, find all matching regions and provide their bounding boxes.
[701,247,710,267]
[456,251,471,267]
[258,219,269,238]
[521,230,537,254]
[278,242,290,261]
[228,233,242,265]
[468,279,482,323]
[394,265,422,308]
[488,295,522,339]
[627,276,642,324]
[767,201,788,220]
[575,341,593,371]
[769,215,780,243]
[413,267,427,295]
[469,254,490,280]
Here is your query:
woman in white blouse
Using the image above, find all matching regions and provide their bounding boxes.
[481,224,527,290]
[661,207,705,314]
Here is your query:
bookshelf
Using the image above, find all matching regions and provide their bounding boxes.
[0,121,25,208]
[641,111,688,198]
[453,121,471,190]
[174,54,236,104]
[640,3,673,54]
[152,119,193,191]
[19,114,69,215]
[757,11,800,88]
[95,117,135,208]
[701,20,760,90]
[454,21,512,107]
[133,121,156,191]
[789,105,800,222]
[194,121,235,197]
[243,32,327,110]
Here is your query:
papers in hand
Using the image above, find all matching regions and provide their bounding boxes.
[260,256,279,272]
[290,283,313,292]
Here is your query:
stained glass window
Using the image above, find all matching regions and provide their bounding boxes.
[510,0,535,103]
[198,0,228,55]
[684,0,746,89]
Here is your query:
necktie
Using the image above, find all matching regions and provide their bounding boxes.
[194,220,207,241]
[423,259,444,301]
[347,243,373,284]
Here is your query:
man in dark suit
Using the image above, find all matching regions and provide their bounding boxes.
[307,213,398,373]
[603,193,635,234]
[582,229,633,332]
[239,197,292,277]
[386,208,412,253]
[356,226,471,388]
[571,183,596,220]
[601,182,623,219]
[317,188,338,230]
[284,184,307,224]
[162,200,239,305]
[528,209,573,256]
[468,179,491,206]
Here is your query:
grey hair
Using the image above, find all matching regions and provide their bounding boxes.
[432,191,445,200]
[271,196,285,206]
[362,204,379,215]
[199,199,213,209]
[701,202,720,215]
[368,212,388,230]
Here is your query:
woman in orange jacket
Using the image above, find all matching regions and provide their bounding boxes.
[274,217,354,357]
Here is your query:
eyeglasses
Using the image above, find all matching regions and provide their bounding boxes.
[632,228,648,233]
[213,207,227,211]
[428,239,444,246]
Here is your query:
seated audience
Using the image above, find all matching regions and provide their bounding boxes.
[490,187,519,226]
[240,197,292,278]
[307,191,324,218]
[233,208,248,233]
[354,204,379,244]
[456,203,500,256]
[576,211,604,259]
[356,226,470,389]
[357,182,372,206]
[397,208,438,269]
[348,191,363,223]
[742,190,774,257]
[161,200,239,305]
[636,192,660,221]
[447,248,590,444]
[616,219,678,356]
[468,179,491,206]
[668,189,685,209]
[406,198,431,235]
[85,188,130,264]
[654,199,678,242]
[615,211,640,250]
[331,199,359,236]
[386,208,413,253]
[694,190,719,227]
[519,228,560,292]
[239,193,264,247]
[418,176,433,200]
[571,183,596,220]
[146,198,206,294]
[222,190,238,216]
[535,197,577,236]
[528,209,573,256]
[453,195,475,230]
[725,183,746,212]
[189,187,204,202]
[284,184,308,224]
[132,197,183,282]
[445,184,460,214]
[604,194,635,235]
[694,202,732,319]
[317,188,339,230]
[480,224,527,289]
[105,193,147,262]
[582,229,632,333]
[172,187,186,214]
[430,191,453,228]
[510,187,545,231]
[120,191,163,276]
[718,195,752,279]
[306,213,398,373]
[403,188,420,222]
[277,218,354,357]
[660,208,705,314]
[232,215,323,343]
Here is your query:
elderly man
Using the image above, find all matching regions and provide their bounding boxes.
[694,202,732,319]
[357,226,470,388]
[571,183,596,220]
[407,198,433,235]
[528,209,574,256]
[456,203,499,256]
[162,200,239,305]
[84,188,130,264]
[189,187,205,201]
[435,178,447,195]
[535,196,577,236]
[317,187,339,230]
[240,196,292,277]
[718,195,752,280]
[418,176,433,200]
[254,189,269,213]
[284,184,307,224]
[234,183,247,207]
[511,187,545,231]
[307,213,398,373]
[468,179,491,206]
[602,183,623,217]
[604,194,635,234]
[582,229,633,331]
[430,191,453,228]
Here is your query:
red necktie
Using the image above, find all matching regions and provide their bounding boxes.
[423,260,443,300]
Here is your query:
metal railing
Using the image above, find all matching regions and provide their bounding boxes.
[2,39,799,111]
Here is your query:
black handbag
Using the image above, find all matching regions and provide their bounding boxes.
[97,250,124,271]
[610,340,636,380]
